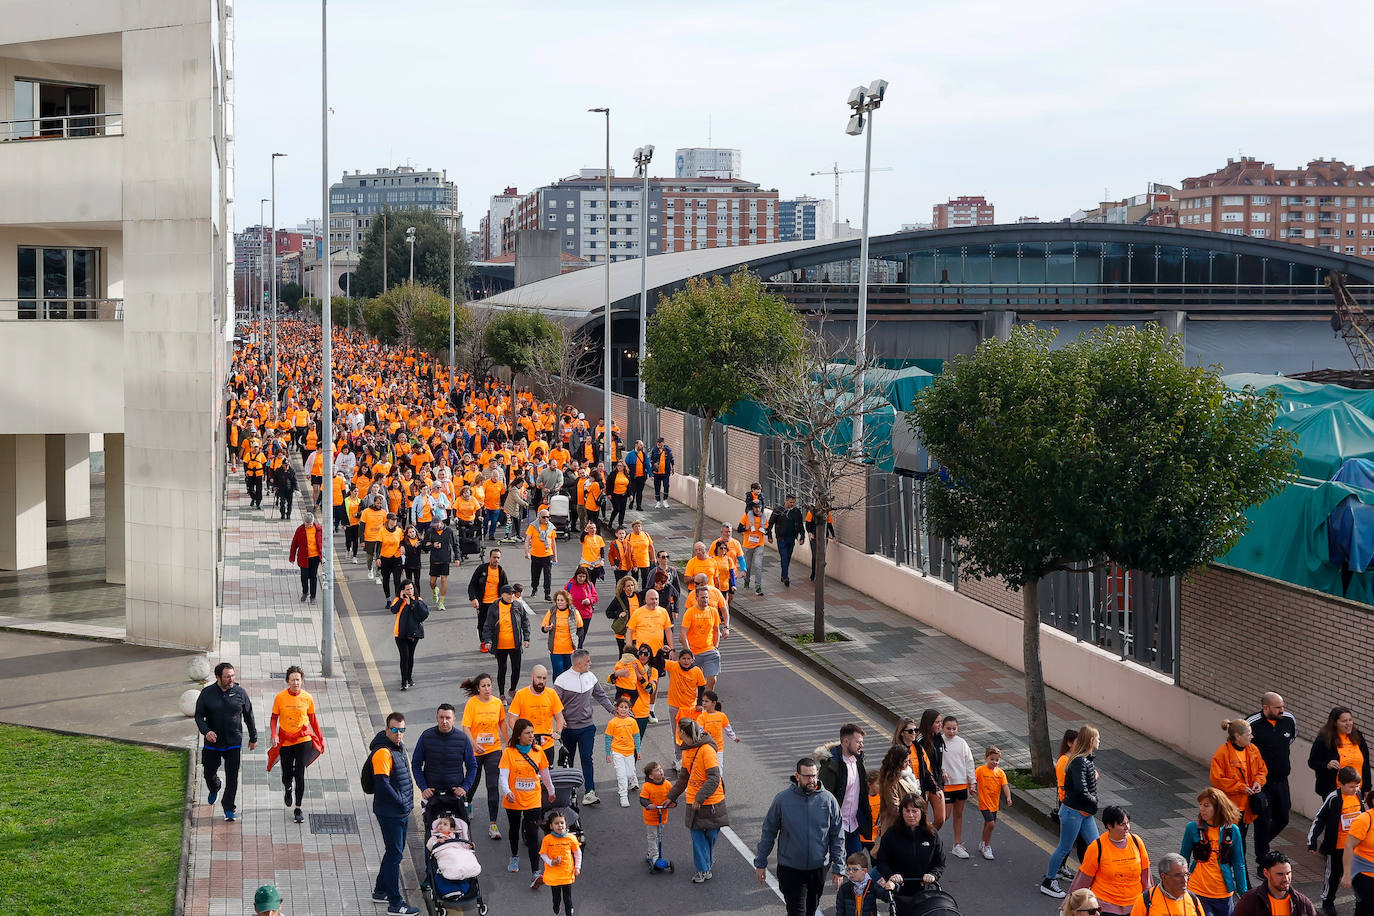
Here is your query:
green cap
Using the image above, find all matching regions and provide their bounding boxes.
[254,885,282,912]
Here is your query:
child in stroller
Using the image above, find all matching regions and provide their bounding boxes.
[422,793,487,916]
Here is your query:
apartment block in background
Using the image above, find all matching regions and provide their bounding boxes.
[932,195,995,229]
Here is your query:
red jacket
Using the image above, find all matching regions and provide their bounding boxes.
[289,524,324,568]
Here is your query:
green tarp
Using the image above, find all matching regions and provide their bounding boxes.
[721,391,899,471]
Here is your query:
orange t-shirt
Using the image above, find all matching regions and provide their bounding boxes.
[629,531,654,568]
[1055,753,1070,803]
[665,659,706,710]
[379,526,403,558]
[975,763,1007,812]
[499,745,548,810]
[1081,835,1149,907]
[1269,895,1292,916]
[462,695,505,755]
[1348,810,1374,878]
[270,689,316,747]
[681,600,721,655]
[627,606,671,654]
[527,522,556,558]
[605,715,639,756]
[494,600,517,650]
[1339,792,1363,849]
[580,534,605,565]
[539,832,580,886]
[1339,734,1365,775]
[698,710,732,751]
[640,779,673,825]
[1187,825,1230,899]
[682,743,724,805]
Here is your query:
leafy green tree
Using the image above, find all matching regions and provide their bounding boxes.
[280,282,303,311]
[909,323,1296,781]
[353,208,469,299]
[485,309,563,433]
[301,296,361,328]
[643,268,805,542]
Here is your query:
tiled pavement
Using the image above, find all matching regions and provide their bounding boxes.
[184,482,398,916]
[637,496,1330,898]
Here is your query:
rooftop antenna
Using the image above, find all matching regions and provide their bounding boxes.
[708,114,712,146]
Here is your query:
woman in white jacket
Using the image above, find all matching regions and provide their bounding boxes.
[940,715,977,859]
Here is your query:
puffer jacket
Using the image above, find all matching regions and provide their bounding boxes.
[368,730,414,819]
[1063,754,1098,815]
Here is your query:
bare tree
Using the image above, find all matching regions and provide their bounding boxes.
[749,322,891,641]
[524,324,598,411]
[461,304,499,381]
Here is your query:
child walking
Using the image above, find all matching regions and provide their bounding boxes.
[639,761,675,864]
[539,811,581,916]
[604,697,643,807]
[697,691,739,767]
[860,769,881,852]
[940,714,976,859]
[835,850,889,916]
[974,745,1011,860]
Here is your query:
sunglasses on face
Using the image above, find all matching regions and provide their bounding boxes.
[390,726,406,734]
[902,727,918,734]
[1077,910,1101,915]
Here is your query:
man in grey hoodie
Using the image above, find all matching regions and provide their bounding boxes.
[753,756,845,916]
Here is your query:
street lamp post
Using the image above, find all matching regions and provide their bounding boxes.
[632,144,654,402]
[346,211,355,329]
[319,0,335,677]
[270,151,287,408]
[406,226,416,286]
[448,212,456,399]
[844,79,887,456]
[257,199,268,345]
[589,107,612,464]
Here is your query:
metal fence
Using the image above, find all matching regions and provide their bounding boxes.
[624,398,659,450]
[865,468,959,585]
[680,412,727,486]
[1038,564,1179,679]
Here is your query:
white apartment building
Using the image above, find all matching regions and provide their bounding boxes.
[675,147,742,180]
[0,0,233,648]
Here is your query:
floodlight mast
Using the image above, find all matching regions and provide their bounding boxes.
[845,79,887,456]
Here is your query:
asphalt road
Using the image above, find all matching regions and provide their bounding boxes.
[336,533,1067,916]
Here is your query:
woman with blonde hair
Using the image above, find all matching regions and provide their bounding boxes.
[1043,725,1101,899]
[1061,888,1100,916]
[1183,786,1248,914]
[1210,718,1268,847]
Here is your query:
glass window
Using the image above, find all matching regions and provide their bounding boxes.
[1046,243,1075,283]
[1157,245,1183,283]
[1237,254,1264,285]
[1128,244,1156,283]
[1182,249,1208,284]
[909,251,936,284]
[1212,252,1238,285]
[1101,243,1128,284]
[934,247,963,284]
[1018,243,1047,284]
[990,244,1018,283]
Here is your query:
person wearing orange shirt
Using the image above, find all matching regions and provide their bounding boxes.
[973,746,1011,860]
[269,666,324,825]
[603,696,643,807]
[482,470,506,541]
[737,507,767,596]
[288,512,323,603]
[525,508,559,603]
[664,649,706,769]
[1210,719,1268,842]
[461,673,509,841]
[542,591,581,679]
[377,514,405,601]
[499,718,555,881]
[666,718,726,883]
[684,541,715,591]
[360,496,388,584]
[1184,786,1249,912]
[538,810,582,911]
[1071,805,1150,913]
[627,520,655,592]
[680,582,726,692]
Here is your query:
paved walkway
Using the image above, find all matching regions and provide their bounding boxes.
[640,495,1330,898]
[183,483,399,916]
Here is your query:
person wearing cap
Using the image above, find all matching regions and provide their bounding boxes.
[525,506,559,603]
[649,437,675,509]
[254,884,283,915]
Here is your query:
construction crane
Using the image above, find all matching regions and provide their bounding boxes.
[810,162,893,229]
[1327,272,1374,371]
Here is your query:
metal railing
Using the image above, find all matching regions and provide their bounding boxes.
[0,299,124,320]
[1,112,123,141]
[624,397,659,450]
[1038,563,1179,680]
[680,412,727,486]
[865,468,959,585]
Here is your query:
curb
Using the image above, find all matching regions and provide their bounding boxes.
[175,744,196,916]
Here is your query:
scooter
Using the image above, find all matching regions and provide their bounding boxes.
[647,802,674,874]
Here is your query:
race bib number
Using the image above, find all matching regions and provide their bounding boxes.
[1344,812,1359,832]
[477,733,496,746]
[515,777,537,792]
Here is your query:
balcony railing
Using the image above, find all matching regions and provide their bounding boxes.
[0,112,123,141]
[0,299,124,320]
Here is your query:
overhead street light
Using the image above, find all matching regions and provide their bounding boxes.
[270,152,287,409]
[632,143,654,402]
[589,107,612,465]
[406,226,417,286]
[844,79,887,456]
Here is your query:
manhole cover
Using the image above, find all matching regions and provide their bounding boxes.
[309,813,358,835]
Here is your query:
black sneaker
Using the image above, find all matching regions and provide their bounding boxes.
[285,787,293,807]
[293,808,304,824]
[1040,878,1066,898]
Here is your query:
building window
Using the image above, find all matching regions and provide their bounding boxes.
[17,245,101,318]
[565,229,573,236]
[1250,229,1269,238]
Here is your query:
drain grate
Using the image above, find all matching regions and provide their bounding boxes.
[309,813,358,835]
[1110,767,1164,791]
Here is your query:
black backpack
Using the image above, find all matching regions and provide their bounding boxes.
[360,750,378,794]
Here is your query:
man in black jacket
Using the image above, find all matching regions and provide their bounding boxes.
[411,704,477,825]
[422,517,457,611]
[648,437,674,508]
[467,548,509,640]
[194,661,258,822]
[817,724,872,856]
[1247,692,1297,867]
[1233,851,1316,916]
[273,462,298,520]
[765,494,805,587]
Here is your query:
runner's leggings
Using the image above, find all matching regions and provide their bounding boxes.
[471,751,501,820]
[494,648,523,697]
[279,741,309,806]
[507,806,542,872]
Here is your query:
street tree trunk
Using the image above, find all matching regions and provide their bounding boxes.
[692,411,713,544]
[813,501,828,643]
[1022,577,1054,784]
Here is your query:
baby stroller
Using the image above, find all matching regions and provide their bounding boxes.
[547,488,571,539]
[456,520,484,563]
[886,880,961,916]
[544,765,586,849]
[421,793,487,916]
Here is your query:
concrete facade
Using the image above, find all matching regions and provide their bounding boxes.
[0,0,233,648]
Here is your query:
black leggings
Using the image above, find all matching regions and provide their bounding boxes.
[379,556,403,600]
[494,648,523,697]
[472,751,501,821]
[279,741,309,806]
[1355,872,1374,916]
[507,807,542,872]
[610,494,628,528]
[299,558,319,599]
[551,884,574,913]
[395,637,417,684]
[345,524,360,557]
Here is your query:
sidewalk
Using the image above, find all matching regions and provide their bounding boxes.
[637,494,1328,897]
[182,484,396,916]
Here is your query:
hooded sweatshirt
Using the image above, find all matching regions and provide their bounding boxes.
[753,774,845,874]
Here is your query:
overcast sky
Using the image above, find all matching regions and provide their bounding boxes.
[235,0,1374,236]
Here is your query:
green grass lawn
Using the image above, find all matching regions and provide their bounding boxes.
[0,723,186,915]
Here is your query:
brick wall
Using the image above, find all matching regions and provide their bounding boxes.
[725,427,759,500]
[959,574,1023,617]
[659,409,684,459]
[832,458,868,551]
[1180,564,1374,742]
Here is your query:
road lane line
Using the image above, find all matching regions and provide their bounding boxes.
[721,825,785,904]
[335,562,392,715]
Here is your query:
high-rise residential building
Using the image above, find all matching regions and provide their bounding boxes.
[1,0,233,648]
[328,165,462,231]
[1176,157,1374,259]
[478,188,520,261]
[932,195,995,229]
[674,148,742,180]
[778,196,835,242]
[505,171,778,262]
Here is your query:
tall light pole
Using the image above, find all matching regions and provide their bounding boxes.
[448,210,456,398]
[259,198,269,346]
[844,79,887,456]
[589,107,612,464]
[346,210,355,328]
[406,226,416,286]
[632,144,654,402]
[270,151,287,408]
[319,0,335,677]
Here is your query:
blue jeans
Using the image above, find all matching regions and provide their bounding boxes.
[1198,896,1233,916]
[1046,804,1098,879]
[550,653,571,679]
[484,510,500,539]
[561,724,597,792]
[778,539,796,582]
[374,813,408,905]
[691,827,720,874]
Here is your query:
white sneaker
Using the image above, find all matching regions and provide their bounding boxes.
[619,796,629,807]
[982,844,995,860]
[648,713,659,724]
[582,790,600,805]
[951,843,970,859]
